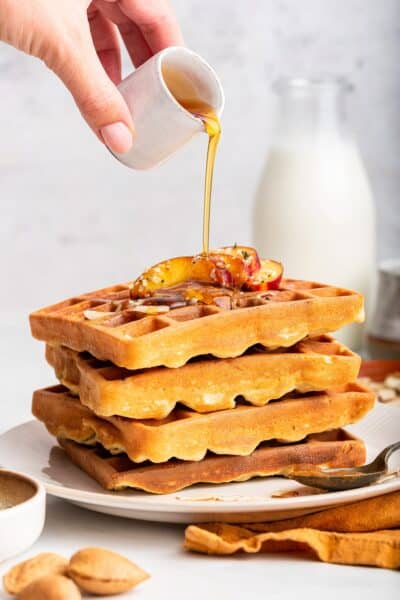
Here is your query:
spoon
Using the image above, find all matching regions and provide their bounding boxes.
[283,441,400,491]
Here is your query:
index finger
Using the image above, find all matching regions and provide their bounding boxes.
[115,0,184,52]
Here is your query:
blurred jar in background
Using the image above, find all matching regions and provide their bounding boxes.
[366,260,400,359]
[253,77,376,349]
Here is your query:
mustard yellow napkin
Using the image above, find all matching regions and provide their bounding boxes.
[184,490,400,569]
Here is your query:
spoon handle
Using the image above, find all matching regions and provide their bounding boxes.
[376,441,400,467]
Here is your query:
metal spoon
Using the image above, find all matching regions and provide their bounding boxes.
[283,441,400,491]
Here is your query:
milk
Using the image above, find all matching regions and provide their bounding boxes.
[253,78,376,349]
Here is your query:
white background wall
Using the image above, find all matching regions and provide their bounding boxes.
[1,0,399,313]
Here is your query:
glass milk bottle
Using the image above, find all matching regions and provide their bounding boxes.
[253,77,376,349]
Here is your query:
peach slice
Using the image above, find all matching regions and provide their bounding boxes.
[214,246,261,276]
[244,259,283,291]
[131,256,237,297]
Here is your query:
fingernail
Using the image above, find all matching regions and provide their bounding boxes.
[100,122,133,154]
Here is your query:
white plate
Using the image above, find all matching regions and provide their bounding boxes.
[1,403,399,524]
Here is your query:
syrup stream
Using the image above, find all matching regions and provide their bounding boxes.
[161,65,221,255]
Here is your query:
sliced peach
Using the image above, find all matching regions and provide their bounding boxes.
[215,246,261,276]
[131,255,243,297]
[244,259,283,291]
[131,257,199,298]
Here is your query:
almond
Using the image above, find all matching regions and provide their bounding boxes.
[3,553,68,595]
[68,547,149,595]
[19,575,81,600]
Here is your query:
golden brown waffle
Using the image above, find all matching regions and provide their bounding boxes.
[46,336,361,419]
[58,430,366,494]
[32,384,374,463]
[30,279,364,369]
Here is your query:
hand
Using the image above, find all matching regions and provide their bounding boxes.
[0,0,183,153]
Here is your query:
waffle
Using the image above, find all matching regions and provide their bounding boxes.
[58,430,366,494]
[30,279,364,369]
[46,336,361,419]
[32,384,374,463]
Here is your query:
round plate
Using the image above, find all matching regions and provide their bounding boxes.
[0,403,399,524]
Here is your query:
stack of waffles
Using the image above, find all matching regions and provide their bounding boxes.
[30,277,374,494]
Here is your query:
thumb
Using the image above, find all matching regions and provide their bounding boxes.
[54,29,134,154]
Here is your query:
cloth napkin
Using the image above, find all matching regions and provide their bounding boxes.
[184,490,400,569]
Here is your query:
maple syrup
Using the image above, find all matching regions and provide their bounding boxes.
[0,471,36,510]
[271,486,325,498]
[162,66,221,254]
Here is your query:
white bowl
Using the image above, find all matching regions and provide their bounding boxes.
[0,469,46,562]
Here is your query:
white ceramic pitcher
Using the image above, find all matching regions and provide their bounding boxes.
[113,46,224,170]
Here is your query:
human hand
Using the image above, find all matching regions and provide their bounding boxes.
[0,0,183,153]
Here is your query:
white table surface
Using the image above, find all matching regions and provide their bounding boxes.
[0,315,399,599]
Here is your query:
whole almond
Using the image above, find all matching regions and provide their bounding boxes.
[3,553,68,595]
[68,547,149,595]
[19,575,81,600]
